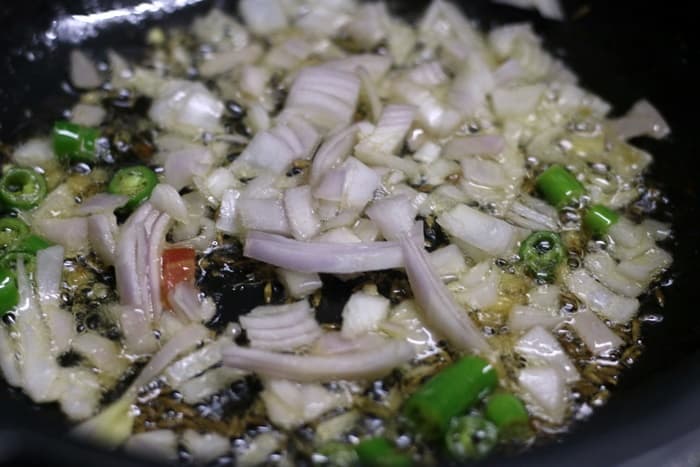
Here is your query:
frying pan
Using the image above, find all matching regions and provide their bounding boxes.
[0,1,698,466]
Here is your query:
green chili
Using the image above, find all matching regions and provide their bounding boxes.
[0,251,36,273]
[107,165,158,211]
[485,393,529,432]
[315,441,358,467]
[519,231,566,282]
[402,356,497,440]
[355,438,413,467]
[13,235,52,255]
[53,121,100,163]
[535,165,585,208]
[0,268,19,316]
[0,167,47,210]
[0,217,30,253]
[583,204,620,236]
[445,415,499,461]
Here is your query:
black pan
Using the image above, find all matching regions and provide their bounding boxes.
[1,1,698,466]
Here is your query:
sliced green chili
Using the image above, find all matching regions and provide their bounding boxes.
[0,251,36,273]
[0,217,30,252]
[583,204,620,236]
[53,121,100,164]
[445,415,499,461]
[0,167,48,210]
[519,231,566,282]
[107,165,158,211]
[13,235,52,255]
[0,267,19,316]
[402,356,497,440]
[316,441,358,467]
[355,438,413,467]
[485,393,529,431]
[535,165,585,208]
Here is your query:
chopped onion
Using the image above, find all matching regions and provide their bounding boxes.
[569,308,623,357]
[12,138,55,169]
[399,229,491,354]
[310,124,359,186]
[564,269,639,324]
[216,188,242,234]
[584,251,644,297]
[243,230,406,274]
[222,339,414,382]
[491,84,545,118]
[355,104,416,157]
[58,368,101,421]
[72,332,128,379]
[366,195,417,240]
[515,326,579,383]
[70,103,106,127]
[428,244,468,280]
[442,134,506,158]
[341,291,390,339]
[149,184,188,222]
[168,282,216,323]
[508,305,564,332]
[325,55,392,82]
[609,99,670,140]
[124,430,178,462]
[70,50,102,89]
[315,227,361,244]
[88,213,118,266]
[163,147,214,191]
[277,269,323,298]
[179,367,247,404]
[239,198,290,235]
[493,0,565,21]
[617,248,672,284]
[148,213,171,322]
[77,193,128,216]
[33,217,89,254]
[506,195,559,231]
[453,260,502,310]
[261,379,351,429]
[239,0,287,35]
[284,185,321,240]
[149,81,224,134]
[117,305,158,356]
[518,366,567,424]
[36,245,64,306]
[0,325,21,387]
[182,430,231,464]
[437,204,520,258]
[164,339,223,387]
[199,43,263,78]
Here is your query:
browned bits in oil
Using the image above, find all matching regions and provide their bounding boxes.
[560,230,586,256]
[264,282,274,303]
[132,140,156,161]
[446,173,461,183]
[621,345,644,368]
[417,184,435,193]
[293,159,311,169]
[654,288,665,307]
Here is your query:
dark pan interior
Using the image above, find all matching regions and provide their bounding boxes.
[0,1,698,466]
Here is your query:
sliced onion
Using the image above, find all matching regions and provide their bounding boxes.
[564,269,639,324]
[284,185,321,240]
[149,184,188,222]
[428,244,468,280]
[584,251,643,298]
[149,81,223,134]
[163,147,214,191]
[243,230,406,274]
[366,195,417,240]
[325,54,392,82]
[199,43,263,78]
[312,332,386,356]
[124,430,178,463]
[569,308,623,357]
[33,217,89,254]
[240,300,312,330]
[58,367,101,421]
[72,333,127,379]
[36,245,64,306]
[70,103,106,127]
[148,213,171,322]
[179,367,246,404]
[399,229,491,354]
[117,305,158,356]
[164,339,223,387]
[216,188,242,235]
[310,124,359,186]
[78,193,128,216]
[341,291,390,339]
[518,366,567,424]
[182,430,231,464]
[491,84,545,118]
[0,325,21,387]
[222,339,414,382]
[168,282,216,323]
[515,326,579,383]
[508,305,564,332]
[355,104,416,158]
[87,213,118,266]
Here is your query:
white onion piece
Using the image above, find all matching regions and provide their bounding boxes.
[0,325,21,387]
[70,50,102,89]
[88,213,118,267]
[453,261,502,310]
[609,99,670,140]
[36,245,64,306]
[15,260,62,402]
[284,185,321,240]
[569,308,623,357]
[515,326,579,383]
[310,125,358,186]
[429,244,468,280]
[235,130,298,175]
[148,213,171,322]
[243,230,406,274]
[443,135,506,158]
[216,188,242,234]
[460,157,510,188]
[73,333,127,379]
[199,43,263,78]
[261,379,351,430]
[408,61,449,86]
[125,430,178,462]
[239,0,287,34]
[493,59,524,86]
[239,198,290,235]
[135,215,153,319]
[491,84,545,118]
[277,269,322,298]
[34,217,89,254]
[341,291,390,339]
[344,3,388,49]
[182,430,231,464]
[78,193,128,216]
[392,80,461,136]
[339,158,381,210]
[506,195,559,231]
[353,218,380,242]
[366,196,417,241]
[164,339,223,387]
[312,332,386,356]
[149,81,223,133]
[518,366,567,424]
[323,209,361,231]
[117,305,158,356]
[438,204,520,258]
[242,173,279,200]
[584,251,644,297]
[493,0,565,20]
[325,55,392,82]
[246,319,319,342]
[356,104,416,157]
[115,214,142,308]
[399,230,490,354]
[412,141,442,164]
[58,368,101,421]
[564,269,639,324]
[180,367,246,404]
[12,138,54,169]
[163,148,214,191]
[149,184,188,222]
[71,103,106,127]
[222,339,414,382]
[168,282,216,323]
[315,227,361,244]
[508,305,564,332]
[617,248,672,284]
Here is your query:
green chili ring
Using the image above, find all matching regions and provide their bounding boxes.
[0,217,30,252]
[108,165,158,211]
[0,167,48,210]
[519,230,566,282]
